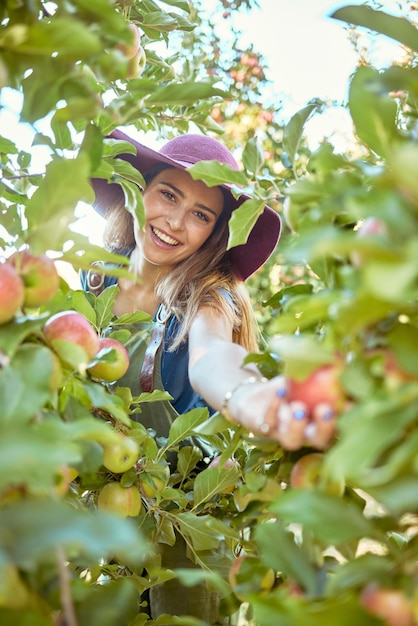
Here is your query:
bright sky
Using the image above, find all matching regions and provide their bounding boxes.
[236,0,404,105]
[232,0,406,147]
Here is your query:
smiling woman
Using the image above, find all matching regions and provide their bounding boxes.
[78,127,339,621]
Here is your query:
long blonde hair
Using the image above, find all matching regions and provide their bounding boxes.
[102,171,260,352]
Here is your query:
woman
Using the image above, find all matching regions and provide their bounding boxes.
[84,128,336,621]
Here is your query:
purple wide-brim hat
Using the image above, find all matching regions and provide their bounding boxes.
[91,128,281,281]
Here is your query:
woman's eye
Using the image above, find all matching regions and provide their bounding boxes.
[161,190,175,201]
[194,211,210,223]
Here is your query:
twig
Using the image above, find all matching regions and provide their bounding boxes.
[56,546,78,626]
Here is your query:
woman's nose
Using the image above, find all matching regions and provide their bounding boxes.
[165,209,185,230]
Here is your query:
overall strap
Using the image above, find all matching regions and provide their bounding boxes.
[139,304,170,393]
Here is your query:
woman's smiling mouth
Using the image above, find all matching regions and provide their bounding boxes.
[151,226,181,247]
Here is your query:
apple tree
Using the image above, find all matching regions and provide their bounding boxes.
[1,1,418,626]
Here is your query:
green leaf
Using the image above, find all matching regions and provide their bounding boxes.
[255,521,318,595]
[326,553,394,595]
[283,101,322,167]
[242,137,264,174]
[270,491,375,546]
[0,421,80,492]
[112,158,146,188]
[0,344,55,423]
[95,285,119,329]
[66,290,97,325]
[75,578,139,626]
[192,465,240,507]
[331,5,418,53]
[0,498,148,569]
[158,0,190,11]
[177,446,203,478]
[146,81,226,105]
[0,609,52,626]
[141,10,178,32]
[367,476,418,516]
[119,179,145,230]
[174,512,238,551]
[348,66,400,157]
[227,198,266,249]
[167,408,209,447]
[18,17,101,57]
[25,155,94,254]
[188,160,247,188]
[112,310,152,325]
[82,379,131,425]
[0,315,48,357]
[325,390,418,482]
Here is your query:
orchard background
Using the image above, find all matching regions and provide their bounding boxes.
[1,1,418,625]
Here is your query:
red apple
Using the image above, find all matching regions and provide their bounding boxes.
[87,337,130,382]
[97,482,142,518]
[356,217,388,238]
[0,261,24,324]
[351,218,389,267]
[117,23,141,59]
[287,363,345,417]
[102,434,139,474]
[43,310,100,367]
[208,455,238,469]
[360,585,415,626]
[9,250,60,307]
[290,452,345,496]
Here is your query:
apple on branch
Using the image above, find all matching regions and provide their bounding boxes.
[116,23,142,59]
[360,584,415,626]
[43,310,100,369]
[101,433,140,474]
[0,261,24,324]
[290,452,345,496]
[9,250,60,307]
[87,337,130,382]
[287,362,346,418]
[97,481,142,518]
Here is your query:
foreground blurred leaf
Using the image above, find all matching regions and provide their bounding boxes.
[255,521,318,595]
[270,490,375,546]
[0,498,148,569]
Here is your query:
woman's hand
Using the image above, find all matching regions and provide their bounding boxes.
[227,376,337,450]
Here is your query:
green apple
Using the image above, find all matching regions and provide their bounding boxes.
[97,482,142,517]
[0,261,24,324]
[102,434,139,473]
[9,250,60,307]
[127,45,146,78]
[87,337,130,382]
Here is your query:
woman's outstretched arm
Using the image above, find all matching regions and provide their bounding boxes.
[188,307,336,450]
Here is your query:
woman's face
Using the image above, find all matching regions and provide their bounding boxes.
[136,168,225,268]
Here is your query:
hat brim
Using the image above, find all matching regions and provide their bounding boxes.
[91,129,281,281]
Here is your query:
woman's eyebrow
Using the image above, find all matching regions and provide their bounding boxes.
[159,180,220,218]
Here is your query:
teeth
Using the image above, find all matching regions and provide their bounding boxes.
[152,227,179,246]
